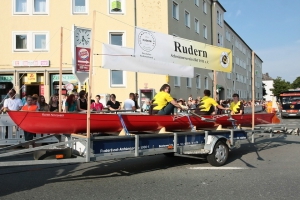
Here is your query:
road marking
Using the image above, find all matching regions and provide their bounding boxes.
[188,167,249,170]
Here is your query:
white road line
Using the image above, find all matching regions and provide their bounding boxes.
[188,167,249,170]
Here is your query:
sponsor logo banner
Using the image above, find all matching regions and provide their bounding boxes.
[134,27,232,72]
[76,47,90,72]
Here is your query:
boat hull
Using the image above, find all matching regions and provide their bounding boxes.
[7,111,215,134]
[7,111,277,134]
[215,113,276,127]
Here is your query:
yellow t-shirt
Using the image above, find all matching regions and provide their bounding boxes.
[199,96,218,112]
[230,101,244,114]
[153,91,173,110]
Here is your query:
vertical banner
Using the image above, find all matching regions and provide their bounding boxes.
[72,25,92,84]
[134,27,232,73]
[40,85,44,96]
[76,47,90,72]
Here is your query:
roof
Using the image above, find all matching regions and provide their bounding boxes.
[262,73,273,80]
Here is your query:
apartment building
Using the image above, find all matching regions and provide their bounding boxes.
[0,0,263,106]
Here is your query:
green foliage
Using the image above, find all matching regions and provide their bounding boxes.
[271,77,291,98]
[291,76,300,89]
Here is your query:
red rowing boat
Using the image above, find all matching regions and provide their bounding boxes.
[7,111,215,134]
[7,111,278,134]
[214,113,277,127]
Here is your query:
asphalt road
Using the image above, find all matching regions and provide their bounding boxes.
[0,117,300,200]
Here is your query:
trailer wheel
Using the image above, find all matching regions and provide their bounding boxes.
[207,141,229,166]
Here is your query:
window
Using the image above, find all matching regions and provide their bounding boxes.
[203,24,207,39]
[13,31,49,52]
[33,33,47,51]
[109,0,125,14]
[204,76,208,89]
[217,10,220,25]
[194,0,199,7]
[111,70,124,85]
[184,10,190,28]
[194,18,199,34]
[196,75,201,89]
[172,1,179,20]
[186,78,192,88]
[13,0,49,15]
[14,0,28,14]
[174,76,181,87]
[109,32,126,87]
[203,0,207,14]
[72,0,88,14]
[33,0,46,13]
[15,34,28,50]
[227,73,231,80]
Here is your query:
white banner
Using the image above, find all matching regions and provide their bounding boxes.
[102,44,194,78]
[134,27,232,73]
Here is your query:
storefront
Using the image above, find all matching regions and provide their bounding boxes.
[19,73,44,98]
[0,75,14,103]
[50,74,79,95]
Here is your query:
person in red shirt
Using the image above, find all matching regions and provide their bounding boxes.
[91,95,103,113]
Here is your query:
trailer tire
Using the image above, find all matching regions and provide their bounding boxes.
[207,141,228,166]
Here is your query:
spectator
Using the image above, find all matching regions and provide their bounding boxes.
[142,98,151,112]
[65,94,77,112]
[134,93,139,109]
[21,95,38,142]
[77,90,87,112]
[3,89,23,138]
[3,89,23,112]
[90,95,103,112]
[107,94,121,111]
[38,95,49,111]
[49,95,59,112]
[124,93,136,111]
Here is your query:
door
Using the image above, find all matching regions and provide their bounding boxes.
[26,85,40,96]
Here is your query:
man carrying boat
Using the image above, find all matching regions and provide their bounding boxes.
[230,93,244,115]
[152,84,184,115]
[197,90,229,115]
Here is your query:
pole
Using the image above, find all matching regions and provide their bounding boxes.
[211,1,217,100]
[213,71,217,100]
[134,0,138,93]
[86,10,96,162]
[59,27,63,112]
[252,51,255,130]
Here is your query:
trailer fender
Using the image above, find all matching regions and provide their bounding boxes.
[204,135,228,155]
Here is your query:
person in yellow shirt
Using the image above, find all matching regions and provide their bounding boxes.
[230,93,244,115]
[152,84,183,115]
[197,90,228,115]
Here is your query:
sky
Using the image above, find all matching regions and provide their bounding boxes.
[219,0,300,83]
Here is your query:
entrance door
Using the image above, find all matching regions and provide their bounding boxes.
[26,85,40,96]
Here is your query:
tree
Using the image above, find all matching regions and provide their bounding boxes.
[271,77,291,98]
[291,76,300,89]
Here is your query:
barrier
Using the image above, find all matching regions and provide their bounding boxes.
[0,114,59,146]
